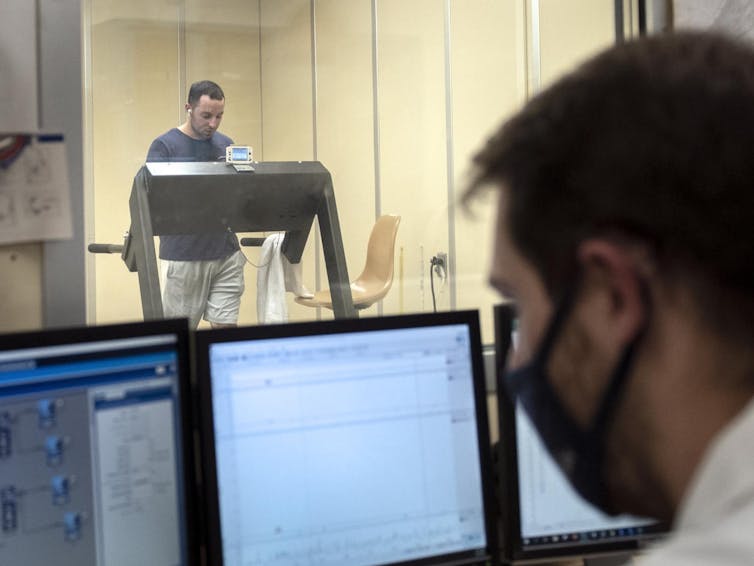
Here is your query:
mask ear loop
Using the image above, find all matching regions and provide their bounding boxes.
[589,278,652,436]
[531,275,582,370]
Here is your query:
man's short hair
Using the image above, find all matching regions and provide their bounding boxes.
[187,80,225,106]
[466,31,754,344]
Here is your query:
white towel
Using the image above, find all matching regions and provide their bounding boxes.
[256,233,313,324]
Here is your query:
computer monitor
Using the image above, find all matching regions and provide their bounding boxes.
[493,304,666,564]
[0,319,196,565]
[194,310,499,566]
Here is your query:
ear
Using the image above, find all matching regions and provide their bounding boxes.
[575,239,648,346]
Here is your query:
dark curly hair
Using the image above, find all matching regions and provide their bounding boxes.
[187,80,225,105]
[466,31,754,344]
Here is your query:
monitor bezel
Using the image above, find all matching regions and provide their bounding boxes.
[493,303,667,564]
[194,310,500,566]
[0,318,198,566]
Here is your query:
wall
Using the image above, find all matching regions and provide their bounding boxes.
[539,0,615,88]
[40,0,87,328]
[0,245,42,332]
[0,0,85,333]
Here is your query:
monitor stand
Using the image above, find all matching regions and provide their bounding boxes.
[537,555,632,566]
[584,554,632,566]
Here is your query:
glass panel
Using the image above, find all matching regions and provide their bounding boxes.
[91,1,181,324]
[86,0,616,330]
[184,0,265,325]
[376,0,448,316]
[306,0,376,320]
[258,0,314,160]
[184,0,262,151]
[256,0,317,323]
[539,0,616,89]
[451,0,524,343]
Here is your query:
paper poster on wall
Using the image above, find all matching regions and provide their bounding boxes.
[0,134,74,245]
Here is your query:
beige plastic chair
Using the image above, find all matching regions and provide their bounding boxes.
[295,214,401,310]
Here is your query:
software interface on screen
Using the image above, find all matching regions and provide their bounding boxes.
[207,323,490,566]
[514,399,657,551]
[0,333,186,566]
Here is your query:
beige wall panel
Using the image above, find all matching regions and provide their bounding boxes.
[260,0,314,161]
[92,16,180,324]
[451,0,525,344]
[539,0,616,89]
[185,0,262,27]
[90,1,182,26]
[259,0,318,323]
[376,0,448,316]
[0,244,42,332]
[184,28,262,148]
[307,0,376,320]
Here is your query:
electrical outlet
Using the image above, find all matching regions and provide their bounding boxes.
[433,252,448,281]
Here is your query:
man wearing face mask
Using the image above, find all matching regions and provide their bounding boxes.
[146,80,244,329]
[465,32,754,564]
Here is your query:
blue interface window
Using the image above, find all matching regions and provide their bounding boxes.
[0,333,186,566]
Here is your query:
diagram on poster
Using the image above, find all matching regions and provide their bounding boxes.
[0,134,73,244]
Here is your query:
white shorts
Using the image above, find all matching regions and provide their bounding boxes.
[161,251,245,328]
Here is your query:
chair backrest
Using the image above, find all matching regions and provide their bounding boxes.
[357,214,401,284]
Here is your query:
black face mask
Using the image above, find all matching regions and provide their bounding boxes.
[504,282,648,515]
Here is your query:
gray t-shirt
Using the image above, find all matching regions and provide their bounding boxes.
[146,127,240,261]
